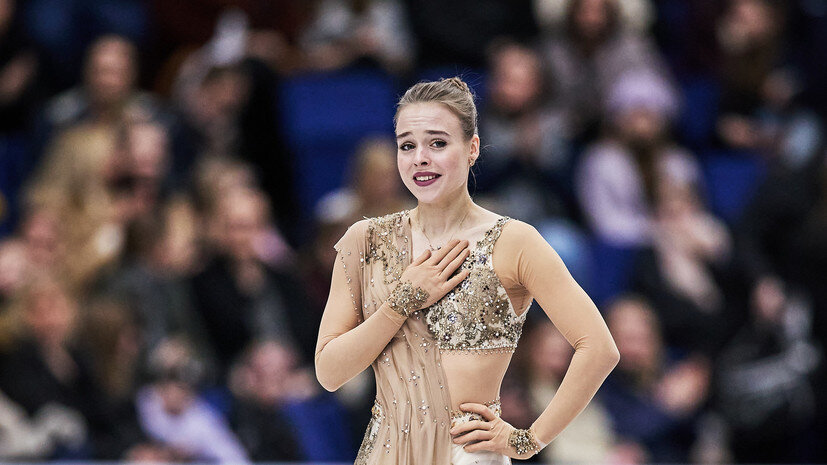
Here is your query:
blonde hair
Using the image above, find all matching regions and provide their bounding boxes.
[395,77,478,140]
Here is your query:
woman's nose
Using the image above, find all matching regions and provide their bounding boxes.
[413,147,429,166]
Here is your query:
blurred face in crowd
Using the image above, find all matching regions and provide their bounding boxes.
[157,380,195,415]
[196,67,249,125]
[490,45,542,115]
[607,298,661,375]
[246,342,295,405]
[724,0,777,46]
[395,102,479,206]
[0,240,26,296]
[218,188,268,261]
[126,122,169,216]
[353,141,402,203]
[23,280,77,347]
[84,36,137,107]
[617,107,667,151]
[0,0,13,33]
[21,208,63,269]
[528,322,573,382]
[154,199,199,275]
[571,0,616,42]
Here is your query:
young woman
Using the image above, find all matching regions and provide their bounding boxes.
[315,77,619,464]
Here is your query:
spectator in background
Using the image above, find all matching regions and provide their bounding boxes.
[21,0,146,91]
[77,296,146,459]
[0,0,41,134]
[315,137,413,226]
[191,186,311,377]
[0,239,25,308]
[631,165,738,356]
[477,40,592,286]
[299,0,414,75]
[600,296,711,463]
[101,195,211,355]
[521,321,616,464]
[533,0,655,35]
[39,36,162,147]
[541,0,669,139]
[230,340,353,462]
[26,124,124,291]
[172,10,300,240]
[0,275,114,459]
[136,337,249,463]
[576,70,697,247]
[715,0,823,168]
[478,40,574,222]
[714,277,820,463]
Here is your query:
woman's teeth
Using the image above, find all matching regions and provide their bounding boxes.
[415,175,438,181]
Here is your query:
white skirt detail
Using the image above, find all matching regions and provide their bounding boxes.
[451,443,511,464]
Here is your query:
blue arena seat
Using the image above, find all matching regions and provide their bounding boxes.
[701,150,766,224]
[677,76,720,150]
[587,237,641,308]
[279,68,398,211]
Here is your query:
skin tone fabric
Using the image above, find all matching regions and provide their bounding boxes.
[316,209,619,463]
[317,94,618,463]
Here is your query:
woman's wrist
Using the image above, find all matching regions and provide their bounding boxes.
[386,280,429,318]
[508,425,547,457]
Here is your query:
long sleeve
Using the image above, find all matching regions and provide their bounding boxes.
[495,220,620,445]
[314,219,407,392]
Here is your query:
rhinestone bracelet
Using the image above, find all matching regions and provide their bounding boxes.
[387,281,429,317]
[508,428,540,456]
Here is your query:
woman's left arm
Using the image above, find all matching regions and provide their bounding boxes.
[510,221,619,447]
[456,220,619,458]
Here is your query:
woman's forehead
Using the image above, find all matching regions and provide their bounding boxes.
[395,102,461,136]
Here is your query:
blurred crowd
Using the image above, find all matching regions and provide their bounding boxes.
[0,0,826,463]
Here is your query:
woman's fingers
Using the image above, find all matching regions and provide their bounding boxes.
[437,239,469,270]
[452,428,494,444]
[412,248,431,266]
[459,403,497,421]
[463,439,496,453]
[446,269,471,289]
[439,247,470,279]
[449,419,488,436]
[426,238,463,264]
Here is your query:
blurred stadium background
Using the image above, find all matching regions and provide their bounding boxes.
[0,0,826,463]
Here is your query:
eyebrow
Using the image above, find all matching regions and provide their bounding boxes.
[395,130,451,139]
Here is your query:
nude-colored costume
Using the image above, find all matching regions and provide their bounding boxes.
[316,210,617,464]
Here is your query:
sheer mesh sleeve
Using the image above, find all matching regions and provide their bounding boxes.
[332,219,370,324]
[494,220,620,444]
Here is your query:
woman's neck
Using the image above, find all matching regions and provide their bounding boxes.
[413,191,476,240]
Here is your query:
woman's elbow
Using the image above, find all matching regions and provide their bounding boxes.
[603,341,620,371]
[315,365,343,392]
[314,353,343,392]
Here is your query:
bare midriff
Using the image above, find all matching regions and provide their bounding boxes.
[441,351,513,412]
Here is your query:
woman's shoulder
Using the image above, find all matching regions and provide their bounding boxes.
[337,210,409,245]
[499,217,544,246]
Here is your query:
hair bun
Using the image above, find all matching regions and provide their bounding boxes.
[441,77,473,96]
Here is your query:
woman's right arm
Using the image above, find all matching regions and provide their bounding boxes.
[315,232,470,392]
[314,257,408,391]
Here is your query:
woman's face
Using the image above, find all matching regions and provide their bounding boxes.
[395,102,478,205]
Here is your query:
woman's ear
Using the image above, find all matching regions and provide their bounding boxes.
[469,134,480,164]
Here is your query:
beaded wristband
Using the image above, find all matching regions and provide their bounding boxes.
[387,281,429,317]
[508,428,540,456]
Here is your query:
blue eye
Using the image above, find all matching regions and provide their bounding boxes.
[400,142,414,151]
[431,140,446,148]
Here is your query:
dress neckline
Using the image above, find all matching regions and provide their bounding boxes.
[404,209,509,252]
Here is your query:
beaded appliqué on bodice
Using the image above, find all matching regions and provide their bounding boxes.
[364,211,410,284]
[424,216,527,353]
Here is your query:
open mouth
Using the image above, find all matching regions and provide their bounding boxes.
[413,173,441,186]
